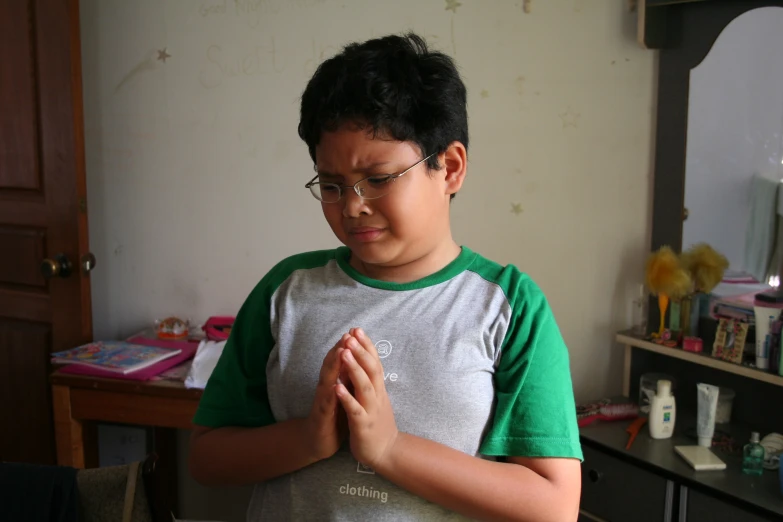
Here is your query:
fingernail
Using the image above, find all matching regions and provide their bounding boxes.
[344,350,354,362]
[347,338,358,349]
[356,328,364,338]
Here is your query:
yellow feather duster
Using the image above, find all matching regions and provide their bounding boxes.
[645,246,692,337]
[645,246,692,299]
[681,243,729,294]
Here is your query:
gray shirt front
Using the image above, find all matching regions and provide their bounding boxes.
[194,247,582,521]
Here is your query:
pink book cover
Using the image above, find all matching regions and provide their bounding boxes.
[57,337,198,381]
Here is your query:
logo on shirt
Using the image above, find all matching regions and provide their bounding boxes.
[339,483,388,504]
[356,462,375,474]
[375,340,392,358]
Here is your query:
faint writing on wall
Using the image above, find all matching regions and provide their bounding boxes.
[198,38,346,88]
[199,0,326,28]
[199,0,228,17]
[199,39,284,88]
[303,40,338,76]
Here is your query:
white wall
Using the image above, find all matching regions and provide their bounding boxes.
[79,1,654,519]
[683,7,783,271]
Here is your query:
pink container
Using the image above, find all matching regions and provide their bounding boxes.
[202,316,235,341]
[683,336,703,353]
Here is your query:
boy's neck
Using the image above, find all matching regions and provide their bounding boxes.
[349,239,462,284]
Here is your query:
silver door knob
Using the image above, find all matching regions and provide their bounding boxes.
[81,252,97,274]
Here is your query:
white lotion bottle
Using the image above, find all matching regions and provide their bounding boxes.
[649,379,676,439]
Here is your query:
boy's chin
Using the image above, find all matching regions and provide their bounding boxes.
[346,243,400,267]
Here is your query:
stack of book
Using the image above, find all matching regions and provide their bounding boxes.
[711,295,755,324]
[51,340,195,381]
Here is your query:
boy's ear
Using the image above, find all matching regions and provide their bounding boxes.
[441,141,467,196]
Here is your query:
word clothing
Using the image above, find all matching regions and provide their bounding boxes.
[194,246,582,521]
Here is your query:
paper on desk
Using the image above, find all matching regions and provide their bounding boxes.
[153,359,192,381]
[185,340,226,389]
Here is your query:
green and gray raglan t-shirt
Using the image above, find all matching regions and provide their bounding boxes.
[194,246,582,521]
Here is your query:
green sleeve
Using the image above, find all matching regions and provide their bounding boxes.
[479,274,583,461]
[192,277,277,428]
[192,249,338,428]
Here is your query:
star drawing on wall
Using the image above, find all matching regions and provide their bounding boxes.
[157,48,171,63]
[445,0,461,14]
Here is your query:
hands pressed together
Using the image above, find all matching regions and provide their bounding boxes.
[305,328,399,471]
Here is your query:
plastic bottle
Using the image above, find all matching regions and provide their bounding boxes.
[742,432,765,476]
[648,379,676,439]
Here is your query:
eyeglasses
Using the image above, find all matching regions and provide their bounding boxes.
[305,153,436,203]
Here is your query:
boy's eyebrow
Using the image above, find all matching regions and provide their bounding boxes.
[354,161,392,173]
[317,161,394,179]
[315,170,341,179]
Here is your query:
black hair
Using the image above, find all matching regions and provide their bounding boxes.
[298,32,468,174]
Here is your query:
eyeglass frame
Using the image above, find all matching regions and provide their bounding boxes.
[305,152,437,203]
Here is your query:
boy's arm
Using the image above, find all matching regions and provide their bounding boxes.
[338,326,582,521]
[377,435,581,522]
[190,336,349,486]
[189,420,316,486]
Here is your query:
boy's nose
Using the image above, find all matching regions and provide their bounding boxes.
[342,188,370,218]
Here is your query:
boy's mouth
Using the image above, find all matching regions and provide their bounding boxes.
[348,227,385,242]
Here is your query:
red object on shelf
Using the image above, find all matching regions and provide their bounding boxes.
[683,336,703,353]
[202,316,235,341]
[626,417,648,450]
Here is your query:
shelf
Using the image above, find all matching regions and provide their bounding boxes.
[616,331,783,388]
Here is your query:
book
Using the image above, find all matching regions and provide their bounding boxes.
[51,341,181,374]
[711,303,754,323]
[674,445,726,471]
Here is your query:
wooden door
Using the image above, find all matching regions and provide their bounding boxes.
[0,0,92,464]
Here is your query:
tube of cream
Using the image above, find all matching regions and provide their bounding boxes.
[697,383,720,447]
[696,383,720,448]
[753,297,783,370]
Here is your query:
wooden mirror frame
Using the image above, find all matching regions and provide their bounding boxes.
[651,0,783,253]
[647,0,783,330]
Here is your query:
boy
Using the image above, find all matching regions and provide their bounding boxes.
[189,33,582,521]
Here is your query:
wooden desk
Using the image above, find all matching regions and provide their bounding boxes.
[50,371,203,518]
[50,371,202,466]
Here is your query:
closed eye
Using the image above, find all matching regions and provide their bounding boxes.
[319,183,341,193]
[365,175,395,186]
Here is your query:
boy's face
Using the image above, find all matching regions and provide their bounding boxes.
[315,126,464,274]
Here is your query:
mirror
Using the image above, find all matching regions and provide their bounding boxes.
[683,6,783,288]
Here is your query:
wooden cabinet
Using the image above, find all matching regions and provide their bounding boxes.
[580,445,674,522]
[682,488,773,522]
[579,435,783,522]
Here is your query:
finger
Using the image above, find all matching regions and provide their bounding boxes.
[316,335,350,418]
[320,334,350,385]
[335,382,366,419]
[342,348,376,410]
[347,335,383,388]
[355,328,379,359]
[321,334,348,372]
